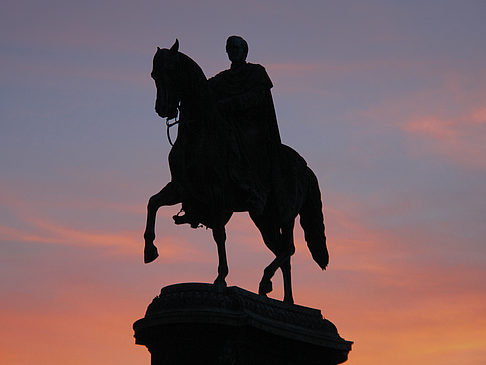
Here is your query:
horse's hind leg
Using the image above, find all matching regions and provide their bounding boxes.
[281,222,295,304]
[256,219,296,304]
[251,216,280,297]
[144,181,181,263]
[212,225,229,288]
[280,258,293,304]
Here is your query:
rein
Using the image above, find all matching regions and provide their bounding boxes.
[165,100,181,146]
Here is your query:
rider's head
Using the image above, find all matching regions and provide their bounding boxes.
[226,36,248,64]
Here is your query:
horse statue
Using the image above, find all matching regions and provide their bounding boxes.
[143,40,328,304]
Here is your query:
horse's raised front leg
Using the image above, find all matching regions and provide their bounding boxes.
[212,226,229,288]
[144,181,181,263]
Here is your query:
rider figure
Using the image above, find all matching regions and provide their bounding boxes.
[209,36,282,213]
[174,35,282,226]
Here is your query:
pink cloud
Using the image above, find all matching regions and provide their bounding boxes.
[359,66,486,170]
[0,189,210,263]
[471,106,486,124]
[403,105,486,169]
[0,216,209,263]
[405,116,457,139]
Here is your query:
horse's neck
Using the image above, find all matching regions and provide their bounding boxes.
[180,88,204,120]
[179,53,211,119]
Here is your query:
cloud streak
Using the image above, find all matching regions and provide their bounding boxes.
[403,105,486,169]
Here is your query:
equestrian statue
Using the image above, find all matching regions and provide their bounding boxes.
[143,37,328,304]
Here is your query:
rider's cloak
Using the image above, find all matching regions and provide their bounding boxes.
[208,62,282,213]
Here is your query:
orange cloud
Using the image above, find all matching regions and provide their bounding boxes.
[294,247,486,365]
[2,189,485,365]
[0,281,149,365]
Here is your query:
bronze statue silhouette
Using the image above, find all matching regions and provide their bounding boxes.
[143,39,328,304]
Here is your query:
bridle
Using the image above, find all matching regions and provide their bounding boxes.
[165,105,180,146]
[154,51,183,147]
[154,63,181,147]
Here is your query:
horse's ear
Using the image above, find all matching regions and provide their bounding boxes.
[157,46,160,51]
[170,39,179,53]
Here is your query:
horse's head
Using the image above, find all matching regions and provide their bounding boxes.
[151,40,181,119]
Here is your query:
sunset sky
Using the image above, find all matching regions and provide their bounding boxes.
[1,1,485,364]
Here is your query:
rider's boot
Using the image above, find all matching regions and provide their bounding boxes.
[173,211,200,228]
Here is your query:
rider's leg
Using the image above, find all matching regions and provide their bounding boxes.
[172,204,200,228]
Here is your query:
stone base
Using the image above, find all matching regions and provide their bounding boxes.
[133,283,352,365]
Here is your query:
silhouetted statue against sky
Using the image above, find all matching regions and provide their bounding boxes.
[143,38,328,304]
[175,36,281,227]
[210,36,281,213]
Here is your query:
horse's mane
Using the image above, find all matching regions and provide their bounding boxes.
[176,51,220,122]
[178,52,208,85]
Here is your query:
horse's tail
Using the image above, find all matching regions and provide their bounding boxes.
[299,167,328,270]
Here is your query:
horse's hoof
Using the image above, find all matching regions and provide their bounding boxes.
[258,279,273,296]
[144,243,159,264]
[213,277,227,288]
[283,296,294,305]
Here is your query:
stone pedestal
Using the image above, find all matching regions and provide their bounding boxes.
[133,283,352,365]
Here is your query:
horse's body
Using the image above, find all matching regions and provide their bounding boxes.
[144,40,328,304]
